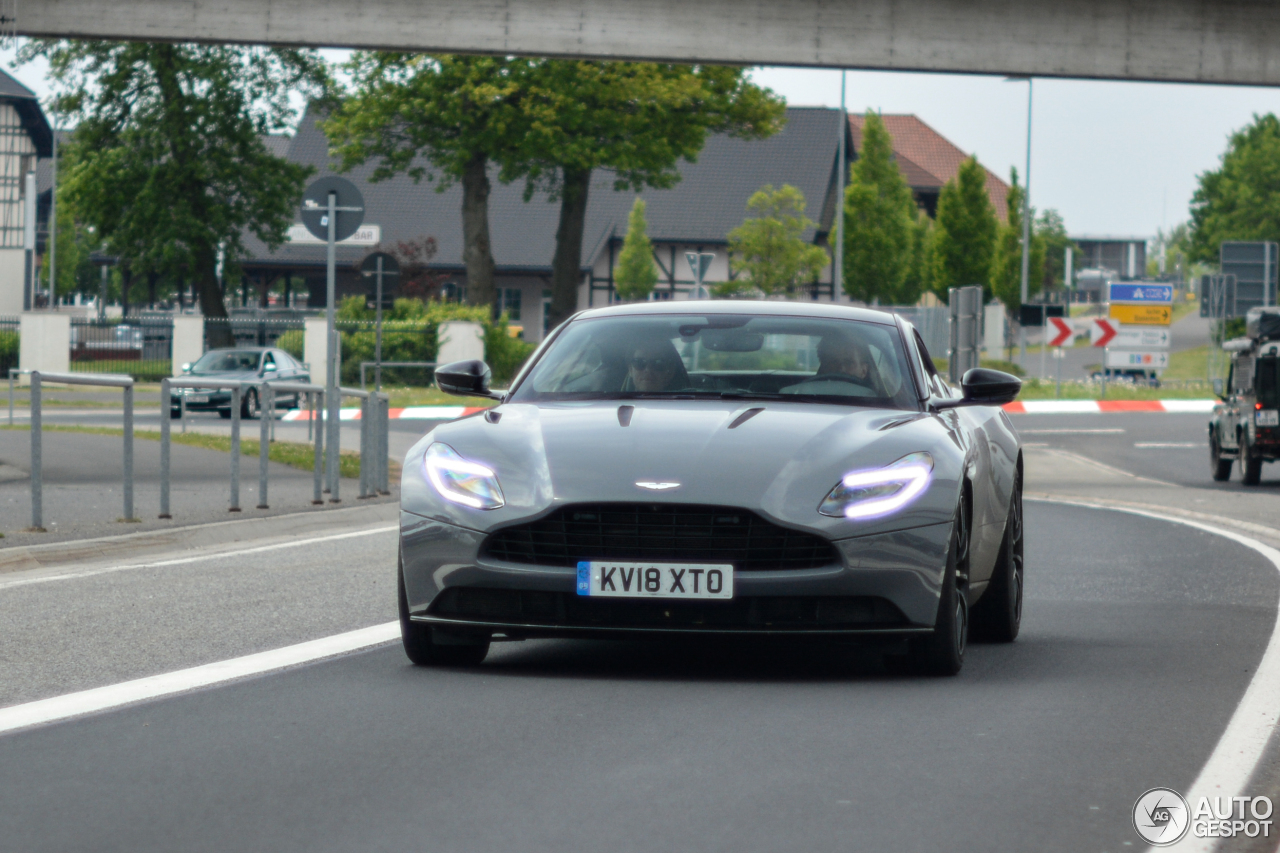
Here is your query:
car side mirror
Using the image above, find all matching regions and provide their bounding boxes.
[263,363,278,373]
[181,362,192,374]
[1213,378,1225,398]
[935,368,1022,409]
[436,359,502,400]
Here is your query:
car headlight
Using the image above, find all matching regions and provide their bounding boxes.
[424,443,505,510]
[818,452,934,520]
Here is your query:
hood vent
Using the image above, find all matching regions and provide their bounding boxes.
[728,407,765,429]
[617,405,634,427]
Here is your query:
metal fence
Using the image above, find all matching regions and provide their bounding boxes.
[69,317,173,382]
[883,306,950,361]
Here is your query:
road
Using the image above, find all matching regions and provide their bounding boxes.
[1,412,1279,851]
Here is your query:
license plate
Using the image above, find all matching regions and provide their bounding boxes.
[187,395,209,403]
[1259,410,1279,426]
[576,561,734,599]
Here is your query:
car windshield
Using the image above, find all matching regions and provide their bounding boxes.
[192,350,261,372]
[510,314,919,410]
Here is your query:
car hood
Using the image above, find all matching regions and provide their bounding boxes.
[404,400,963,538]
[183,370,263,383]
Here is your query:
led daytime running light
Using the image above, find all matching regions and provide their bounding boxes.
[424,443,505,510]
[820,452,933,520]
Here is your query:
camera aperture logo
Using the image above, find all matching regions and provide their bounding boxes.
[1133,788,1190,846]
[1133,788,1275,844]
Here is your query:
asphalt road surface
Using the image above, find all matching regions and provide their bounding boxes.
[0,499,1276,852]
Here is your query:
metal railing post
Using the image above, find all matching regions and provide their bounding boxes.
[8,368,14,426]
[380,394,390,494]
[258,382,271,509]
[326,330,341,502]
[159,377,171,518]
[123,381,134,521]
[229,384,242,512]
[312,390,324,505]
[358,394,370,498]
[29,371,41,531]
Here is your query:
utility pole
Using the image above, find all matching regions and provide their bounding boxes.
[1018,78,1034,368]
[834,70,846,302]
[48,109,58,304]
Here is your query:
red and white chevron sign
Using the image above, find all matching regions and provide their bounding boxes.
[1047,316,1073,347]
[1091,318,1118,347]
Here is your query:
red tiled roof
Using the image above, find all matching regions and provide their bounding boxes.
[850,113,1011,222]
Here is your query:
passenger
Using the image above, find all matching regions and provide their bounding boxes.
[625,339,689,392]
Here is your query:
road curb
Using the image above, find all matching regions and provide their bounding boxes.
[0,502,399,575]
[1026,490,1280,548]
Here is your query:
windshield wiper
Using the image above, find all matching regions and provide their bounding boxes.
[718,391,789,400]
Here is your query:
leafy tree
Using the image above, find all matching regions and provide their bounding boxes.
[1035,209,1075,292]
[361,237,447,303]
[990,168,1044,311]
[901,210,934,306]
[37,183,97,299]
[325,55,533,311]
[1189,114,1280,263]
[20,41,327,345]
[728,184,830,296]
[930,156,998,297]
[842,111,916,304]
[614,198,659,301]
[512,62,785,328]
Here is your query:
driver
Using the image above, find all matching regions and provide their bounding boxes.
[625,339,688,392]
[781,332,883,395]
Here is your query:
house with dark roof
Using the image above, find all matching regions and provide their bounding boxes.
[0,68,53,315]
[239,106,1009,340]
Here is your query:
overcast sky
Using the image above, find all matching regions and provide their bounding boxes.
[9,42,1280,241]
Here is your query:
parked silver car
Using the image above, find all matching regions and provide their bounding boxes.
[170,347,310,419]
[398,302,1023,675]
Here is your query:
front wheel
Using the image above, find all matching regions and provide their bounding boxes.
[909,501,969,676]
[971,472,1023,642]
[398,558,489,666]
[1210,434,1234,481]
[241,389,260,420]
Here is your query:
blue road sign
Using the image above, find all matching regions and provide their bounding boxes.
[1109,283,1173,303]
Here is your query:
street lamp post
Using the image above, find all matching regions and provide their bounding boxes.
[834,69,846,302]
[1009,77,1034,369]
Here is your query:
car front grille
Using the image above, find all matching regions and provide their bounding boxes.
[429,587,906,630]
[481,503,838,571]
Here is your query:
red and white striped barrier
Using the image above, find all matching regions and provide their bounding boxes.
[280,406,490,421]
[1003,399,1217,414]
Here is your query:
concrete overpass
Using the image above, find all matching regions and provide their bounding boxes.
[17,0,1280,86]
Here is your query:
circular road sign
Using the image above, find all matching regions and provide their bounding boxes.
[300,176,365,242]
[360,252,400,278]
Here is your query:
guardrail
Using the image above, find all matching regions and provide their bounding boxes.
[27,370,136,532]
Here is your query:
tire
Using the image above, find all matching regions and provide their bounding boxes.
[397,558,489,666]
[909,500,969,676]
[241,389,260,420]
[1210,435,1234,481]
[170,408,182,420]
[971,471,1023,642]
[1244,449,1263,485]
[218,408,232,420]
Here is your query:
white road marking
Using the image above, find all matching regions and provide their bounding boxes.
[0,622,399,736]
[1039,447,1176,487]
[1020,428,1127,434]
[1031,498,1280,853]
[1133,442,1199,449]
[0,525,398,592]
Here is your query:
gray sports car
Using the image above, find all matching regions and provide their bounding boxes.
[398,301,1023,675]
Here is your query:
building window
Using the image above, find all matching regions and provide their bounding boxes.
[0,104,37,249]
[494,287,522,322]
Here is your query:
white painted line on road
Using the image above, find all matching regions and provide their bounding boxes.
[0,622,399,737]
[1031,498,1280,853]
[0,525,398,592]
[1133,442,1199,449]
[1020,428,1127,434]
[1039,448,1177,488]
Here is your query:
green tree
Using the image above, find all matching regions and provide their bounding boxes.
[513,61,785,328]
[37,183,97,299]
[990,168,1044,311]
[1189,113,1280,263]
[728,184,830,296]
[901,210,934,305]
[325,55,532,311]
[614,197,659,301]
[1036,208,1075,292]
[842,111,916,304]
[931,156,998,297]
[20,41,327,344]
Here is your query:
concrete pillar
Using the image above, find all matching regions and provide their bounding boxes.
[437,321,486,365]
[171,315,205,376]
[19,313,71,385]
[983,302,1007,356]
[304,316,328,378]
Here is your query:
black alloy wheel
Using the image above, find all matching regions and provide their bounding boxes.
[1210,434,1234,482]
[397,557,490,667]
[242,389,260,420]
[909,498,969,676]
[971,471,1024,642]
